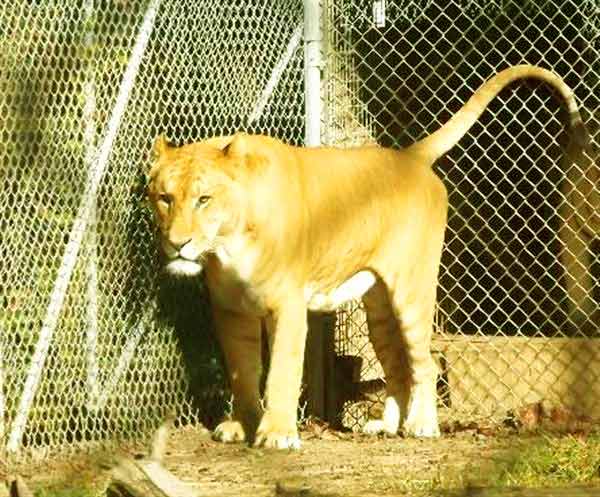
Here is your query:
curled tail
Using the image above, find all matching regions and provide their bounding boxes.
[413,64,589,163]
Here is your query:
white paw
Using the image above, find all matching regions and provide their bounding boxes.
[403,383,440,438]
[403,418,440,437]
[363,396,400,435]
[362,419,396,436]
[254,412,301,450]
[254,431,301,450]
[213,420,246,443]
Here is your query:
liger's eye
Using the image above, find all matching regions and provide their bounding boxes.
[197,195,211,207]
[158,193,172,205]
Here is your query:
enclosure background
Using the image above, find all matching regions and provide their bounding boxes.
[0,0,304,456]
[0,0,598,456]
[326,0,600,428]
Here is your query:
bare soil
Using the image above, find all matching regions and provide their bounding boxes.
[8,423,522,497]
[165,427,511,497]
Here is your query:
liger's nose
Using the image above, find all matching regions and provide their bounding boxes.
[169,237,192,251]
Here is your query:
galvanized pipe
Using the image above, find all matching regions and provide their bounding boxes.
[303,0,322,147]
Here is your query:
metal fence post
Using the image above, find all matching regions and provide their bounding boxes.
[303,0,338,424]
[304,0,322,147]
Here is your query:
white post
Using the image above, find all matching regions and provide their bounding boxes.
[304,0,322,146]
[304,0,331,421]
[6,0,162,453]
[82,0,101,411]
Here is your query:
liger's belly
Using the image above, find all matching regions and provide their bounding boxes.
[206,263,377,315]
[304,270,377,311]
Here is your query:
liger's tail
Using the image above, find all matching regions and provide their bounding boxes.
[412,64,588,163]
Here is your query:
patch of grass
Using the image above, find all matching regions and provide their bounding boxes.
[35,488,95,497]
[494,432,600,487]
[400,432,600,495]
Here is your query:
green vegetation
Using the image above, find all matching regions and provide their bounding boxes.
[27,432,600,496]
[36,488,94,497]
[419,432,600,494]
[494,433,600,487]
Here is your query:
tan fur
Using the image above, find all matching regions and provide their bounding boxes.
[147,65,586,449]
[559,140,599,328]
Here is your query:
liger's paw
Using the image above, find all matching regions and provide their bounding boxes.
[403,392,440,438]
[362,419,397,436]
[402,380,440,438]
[254,412,301,450]
[403,418,440,438]
[254,429,301,449]
[362,397,400,436]
[213,420,247,443]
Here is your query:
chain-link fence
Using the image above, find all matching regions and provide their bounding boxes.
[0,0,304,458]
[1,0,599,459]
[325,0,600,428]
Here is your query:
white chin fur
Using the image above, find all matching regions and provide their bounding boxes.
[166,259,203,276]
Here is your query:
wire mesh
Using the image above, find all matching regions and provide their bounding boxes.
[1,0,599,457]
[0,0,304,457]
[324,0,600,429]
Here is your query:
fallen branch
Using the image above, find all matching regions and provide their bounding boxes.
[107,458,200,497]
[2,476,34,497]
[106,418,200,497]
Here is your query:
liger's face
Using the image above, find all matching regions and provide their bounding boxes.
[147,146,235,276]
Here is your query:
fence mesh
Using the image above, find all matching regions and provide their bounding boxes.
[325,0,600,429]
[1,0,599,458]
[0,0,304,457]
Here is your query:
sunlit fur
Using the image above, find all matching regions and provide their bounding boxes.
[147,65,587,450]
[559,138,600,328]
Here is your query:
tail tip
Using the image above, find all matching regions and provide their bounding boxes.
[570,114,591,151]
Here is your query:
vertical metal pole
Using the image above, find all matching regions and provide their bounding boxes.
[304,0,337,424]
[304,0,322,146]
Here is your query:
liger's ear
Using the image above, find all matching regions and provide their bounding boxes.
[223,132,249,159]
[153,135,170,159]
[202,135,235,150]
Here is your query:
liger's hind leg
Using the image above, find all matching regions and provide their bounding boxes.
[392,289,440,437]
[361,280,411,435]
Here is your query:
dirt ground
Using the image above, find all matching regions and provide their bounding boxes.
[9,422,526,497]
[163,427,512,497]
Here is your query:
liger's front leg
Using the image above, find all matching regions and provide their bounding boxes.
[255,297,307,449]
[212,305,263,444]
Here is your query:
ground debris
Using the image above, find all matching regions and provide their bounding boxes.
[301,416,349,441]
[275,480,343,497]
[506,402,595,436]
[8,424,600,497]
[441,419,501,438]
[106,417,201,497]
[516,402,544,431]
[275,481,312,496]
[107,458,200,497]
[1,476,34,497]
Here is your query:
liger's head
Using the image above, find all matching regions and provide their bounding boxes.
[147,134,249,276]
